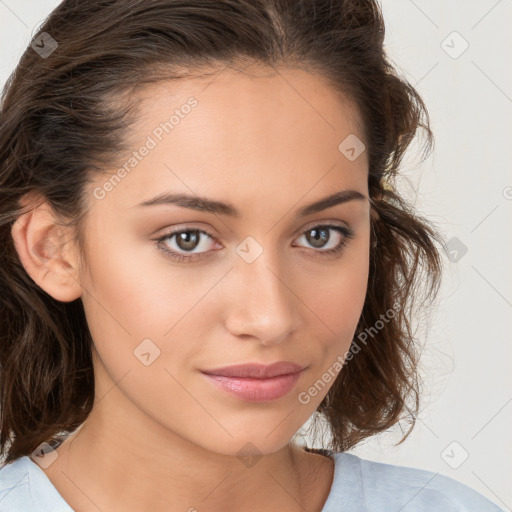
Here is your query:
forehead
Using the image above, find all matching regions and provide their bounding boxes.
[134,63,364,143]
[89,64,368,213]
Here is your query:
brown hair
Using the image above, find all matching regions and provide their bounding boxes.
[0,0,444,465]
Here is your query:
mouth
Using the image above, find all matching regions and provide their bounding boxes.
[201,361,305,378]
[200,361,306,402]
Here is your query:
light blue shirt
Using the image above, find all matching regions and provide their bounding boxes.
[0,450,505,511]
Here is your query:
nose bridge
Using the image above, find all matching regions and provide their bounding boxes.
[225,241,296,344]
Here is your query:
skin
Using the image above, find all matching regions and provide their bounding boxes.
[12,63,371,512]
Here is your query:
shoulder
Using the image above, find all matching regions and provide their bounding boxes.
[0,456,36,511]
[0,456,71,511]
[326,451,505,512]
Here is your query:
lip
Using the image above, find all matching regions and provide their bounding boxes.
[202,361,305,379]
[201,361,306,402]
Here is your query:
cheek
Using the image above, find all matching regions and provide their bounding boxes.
[301,234,370,390]
[81,228,190,333]
[313,235,370,337]
[79,240,205,430]
[79,230,215,387]
[78,235,167,376]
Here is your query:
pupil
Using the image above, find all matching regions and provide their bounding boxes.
[308,228,328,248]
[177,231,199,251]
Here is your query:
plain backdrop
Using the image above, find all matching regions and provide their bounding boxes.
[1,0,511,509]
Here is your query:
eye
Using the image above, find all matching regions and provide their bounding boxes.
[293,224,355,257]
[154,223,354,263]
[155,228,218,262]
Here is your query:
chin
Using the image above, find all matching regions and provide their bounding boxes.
[197,431,294,459]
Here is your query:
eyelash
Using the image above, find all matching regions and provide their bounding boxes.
[154,224,355,263]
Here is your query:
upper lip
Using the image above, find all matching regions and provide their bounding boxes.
[201,361,306,379]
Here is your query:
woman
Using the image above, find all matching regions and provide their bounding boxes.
[0,0,504,510]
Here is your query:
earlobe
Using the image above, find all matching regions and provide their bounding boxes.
[10,199,83,303]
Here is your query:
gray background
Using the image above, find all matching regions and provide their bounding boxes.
[1,0,511,508]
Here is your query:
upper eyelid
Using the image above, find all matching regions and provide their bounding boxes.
[158,222,350,247]
[159,219,350,238]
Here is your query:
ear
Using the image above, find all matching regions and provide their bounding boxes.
[11,193,83,302]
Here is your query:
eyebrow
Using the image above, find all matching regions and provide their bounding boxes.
[135,189,367,217]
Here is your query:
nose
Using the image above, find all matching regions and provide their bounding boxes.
[223,250,297,346]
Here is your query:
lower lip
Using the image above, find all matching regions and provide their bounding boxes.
[201,371,303,402]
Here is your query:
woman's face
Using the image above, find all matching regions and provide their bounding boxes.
[79,64,371,456]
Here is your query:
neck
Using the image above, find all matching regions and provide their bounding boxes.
[41,405,322,512]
